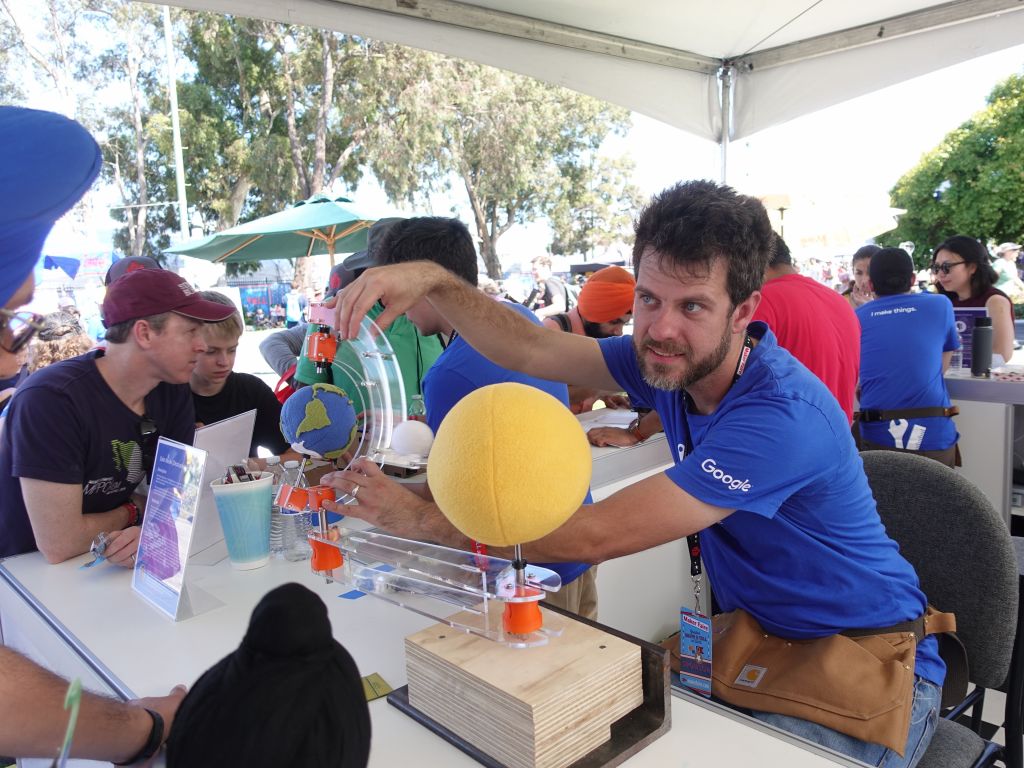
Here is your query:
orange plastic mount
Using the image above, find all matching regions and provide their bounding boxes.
[307,330,337,364]
[502,588,544,635]
[310,537,344,572]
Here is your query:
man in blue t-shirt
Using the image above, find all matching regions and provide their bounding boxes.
[323,217,596,618]
[331,181,943,768]
[0,269,235,563]
[855,247,960,467]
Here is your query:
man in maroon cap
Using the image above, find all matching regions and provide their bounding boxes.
[0,268,235,562]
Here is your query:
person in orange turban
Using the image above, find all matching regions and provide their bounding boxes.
[542,266,635,339]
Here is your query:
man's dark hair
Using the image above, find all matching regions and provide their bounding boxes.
[379,217,478,285]
[632,180,773,306]
[851,244,881,265]
[768,233,792,267]
[870,248,915,296]
[932,235,997,300]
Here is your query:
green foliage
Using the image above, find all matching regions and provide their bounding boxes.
[5,4,636,282]
[885,72,1024,265]
[0,17,24,102]
[364,48,635,278]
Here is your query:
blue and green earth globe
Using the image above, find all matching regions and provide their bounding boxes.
[280,383,359,460]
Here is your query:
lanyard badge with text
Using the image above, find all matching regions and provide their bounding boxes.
[678,533,712,696]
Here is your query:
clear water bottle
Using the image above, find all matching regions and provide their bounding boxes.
[280,460,312,562]
[265,456,285,558]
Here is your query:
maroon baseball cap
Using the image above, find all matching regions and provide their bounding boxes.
[102,269,237,327]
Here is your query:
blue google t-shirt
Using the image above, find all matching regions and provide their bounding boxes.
[598,322,944,686]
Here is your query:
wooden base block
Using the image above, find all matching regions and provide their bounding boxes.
[404,606,644,768]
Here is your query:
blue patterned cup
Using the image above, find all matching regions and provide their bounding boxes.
[209,472,273,570]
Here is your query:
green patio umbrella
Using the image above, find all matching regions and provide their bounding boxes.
[165,194,375,265]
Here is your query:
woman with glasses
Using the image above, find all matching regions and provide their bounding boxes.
[931,235,1015,363]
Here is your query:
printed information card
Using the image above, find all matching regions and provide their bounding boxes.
[132,438,210,621]
[678,607,712,697]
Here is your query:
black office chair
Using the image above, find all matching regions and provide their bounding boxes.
[861,451,1019,768]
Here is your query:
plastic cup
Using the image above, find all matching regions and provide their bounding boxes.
[209,472,273,570]
[949,348,964,372]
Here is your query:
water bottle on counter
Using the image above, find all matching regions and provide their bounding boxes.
[971,317,993,378]
[265,456,285,558]
[280,460,312,562]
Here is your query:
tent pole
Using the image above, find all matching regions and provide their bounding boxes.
[718,64,733,185]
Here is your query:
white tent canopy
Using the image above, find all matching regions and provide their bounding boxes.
[164,0,1024,155]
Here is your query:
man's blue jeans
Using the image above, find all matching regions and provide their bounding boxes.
[749,677,941,767]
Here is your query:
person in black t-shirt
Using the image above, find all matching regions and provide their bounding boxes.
[190,291,293,459]
[527,254,570,320]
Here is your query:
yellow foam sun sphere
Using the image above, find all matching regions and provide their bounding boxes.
[427,382,592,547]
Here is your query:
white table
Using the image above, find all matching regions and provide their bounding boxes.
[946,371,1024,526]
[0,551,858,768]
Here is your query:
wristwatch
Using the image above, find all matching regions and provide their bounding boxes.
[627,417,649,442]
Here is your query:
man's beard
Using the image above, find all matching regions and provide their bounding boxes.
[634,323,733,391]
[582,319,615,339]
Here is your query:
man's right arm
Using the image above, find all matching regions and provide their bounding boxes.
[337,263,620,391]
[21,478,130,563]
[0,646,185,762]
[258,324,307,377]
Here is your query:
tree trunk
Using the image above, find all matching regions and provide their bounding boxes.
[127,48,148,258]
[225,176,251,228]
[479,236,502,280]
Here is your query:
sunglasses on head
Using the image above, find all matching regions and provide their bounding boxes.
[139,415,159,478]
[0,309,45,354]
[930,261,966,275]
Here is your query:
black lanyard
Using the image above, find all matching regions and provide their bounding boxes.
[685,331,753,614]
[439,329,458,350]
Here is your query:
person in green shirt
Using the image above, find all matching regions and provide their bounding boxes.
[258,218,443,412]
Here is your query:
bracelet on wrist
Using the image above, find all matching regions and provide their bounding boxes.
[124,500,140,527]
[114,708,164,766]
[627,417,649,442]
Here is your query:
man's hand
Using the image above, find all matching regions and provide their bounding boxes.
[321,457,432,535]
[132,684,188,750]
[600,393,631,409]
[329,262,449,340]
[320,458,464,547]
[103,526,140,568]
[587,426,641,448]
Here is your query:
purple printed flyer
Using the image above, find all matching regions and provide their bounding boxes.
[132,438,207,620]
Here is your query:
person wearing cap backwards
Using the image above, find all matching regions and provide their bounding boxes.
[0,105,188,768]
[542,265,635,414]
[105,254,161,286]
[259,217,442,406]
[0,267,235,563]
[854,247,961,468]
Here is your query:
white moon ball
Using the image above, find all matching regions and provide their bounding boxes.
[391,420,435,456]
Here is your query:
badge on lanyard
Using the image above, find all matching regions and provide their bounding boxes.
[678,533,712,696]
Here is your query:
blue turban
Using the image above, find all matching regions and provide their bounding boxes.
[0,107,102,308]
